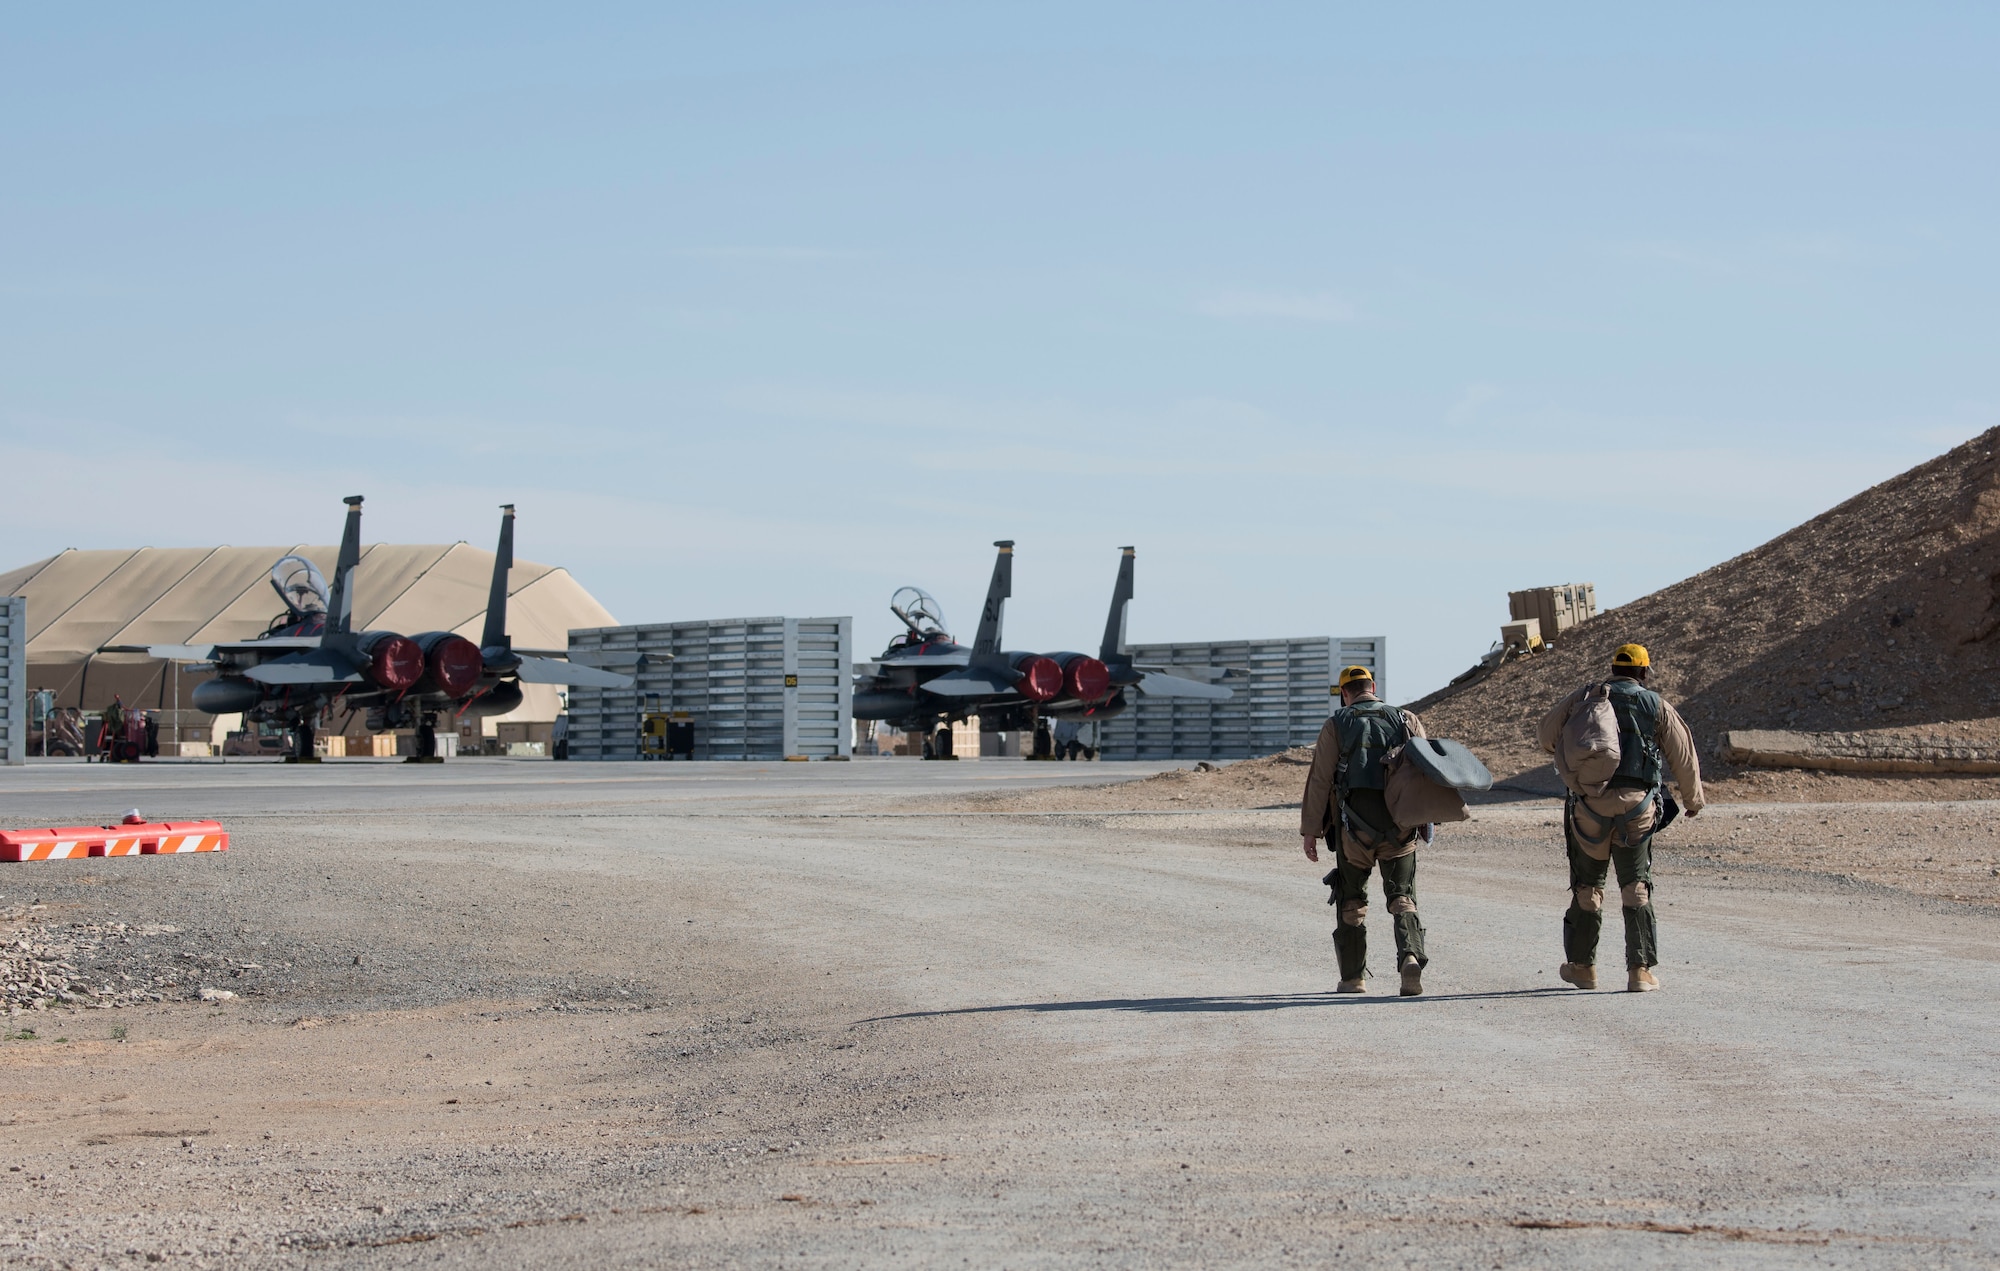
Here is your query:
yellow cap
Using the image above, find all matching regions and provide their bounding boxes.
[1339,665,1375,688]
[1612,643,1651,668]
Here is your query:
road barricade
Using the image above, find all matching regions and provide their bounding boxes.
[0,821,229,862]
[143,823,228,855]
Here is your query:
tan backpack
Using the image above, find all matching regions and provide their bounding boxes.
[1556,682,1622,797]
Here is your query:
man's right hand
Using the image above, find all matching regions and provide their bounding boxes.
[1302,835,1319,863]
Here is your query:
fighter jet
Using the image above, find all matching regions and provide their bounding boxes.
[1074,545,1237,711]
[110,496,633,761]
[360,503,639,760]
[851,541,1231,756]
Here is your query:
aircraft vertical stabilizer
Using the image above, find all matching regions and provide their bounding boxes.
[481,504,516,652]
[327,495,365,634]
[971,540,1013,660]
[1100,546,1135,665]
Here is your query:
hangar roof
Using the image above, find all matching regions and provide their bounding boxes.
[0,543,617,717]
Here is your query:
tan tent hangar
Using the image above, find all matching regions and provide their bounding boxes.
[0,541,617,729]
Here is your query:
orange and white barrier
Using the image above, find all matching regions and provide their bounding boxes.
[0,821,228,863]
[143,823,228,855]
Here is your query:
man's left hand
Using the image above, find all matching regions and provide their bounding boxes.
[1301,835,1319,863]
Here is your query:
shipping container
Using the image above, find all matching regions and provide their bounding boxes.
[566,617,852,761]
[1507,584,1597,643]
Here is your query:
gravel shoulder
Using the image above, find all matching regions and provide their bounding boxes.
[0,759,1995,1268]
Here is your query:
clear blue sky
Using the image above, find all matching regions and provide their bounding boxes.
[3,5,1993,697]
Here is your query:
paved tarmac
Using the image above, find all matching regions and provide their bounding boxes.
[0,758,1994,1268]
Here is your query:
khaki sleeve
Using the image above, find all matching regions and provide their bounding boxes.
[1537,686,1587,755]
[1655,700,1705,814]
[1300,718,1343,840]
[1400,709,1427,740]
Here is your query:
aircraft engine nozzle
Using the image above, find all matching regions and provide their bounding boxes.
[1010,655,1063,702]
[1061,655,1112,702]
[357,632,425,691]
[191,677,264,715]
[411,632,484,698]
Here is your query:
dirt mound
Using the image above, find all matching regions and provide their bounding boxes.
[1406,427,2000,788]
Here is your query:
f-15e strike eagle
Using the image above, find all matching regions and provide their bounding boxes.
[106,497,635,761]
[851,541,1233,755]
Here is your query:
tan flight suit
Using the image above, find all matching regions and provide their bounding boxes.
[1301,700,1429,860]
[1302,696,1428,979]
[1539,676,1704,969]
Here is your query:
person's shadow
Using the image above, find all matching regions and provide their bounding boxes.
[863,986,1582,1023]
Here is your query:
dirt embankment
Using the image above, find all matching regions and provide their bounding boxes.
[979,429,2000,813]
[1403,427,2000,786]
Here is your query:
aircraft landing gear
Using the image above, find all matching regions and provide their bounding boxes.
[405,713,444,763]
[285,721,320,763]
[1029,719,1055,760]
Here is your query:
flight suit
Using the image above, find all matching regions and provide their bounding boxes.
[1301,695,1429,983]
[99,701,125,759]
[1538,676,1705,970]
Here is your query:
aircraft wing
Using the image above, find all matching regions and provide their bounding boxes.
[516,648,658,668]
[101,638,324,661]
[243,649,368,685]
[1133,671,1234,701]
[146,644,219,661]
[1135,663,1235,682]
[511,655,636,689]
[919,669,1018,697]
[883,648,971,668]
[99,643,219,660]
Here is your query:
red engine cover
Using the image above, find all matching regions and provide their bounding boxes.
[1064,657,1111,702]
[428,636,485,698]
[1015,656,1063,702]
[366,635,425,691]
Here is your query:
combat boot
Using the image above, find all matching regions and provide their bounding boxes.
[1335,976,1367,994]
[1627,966,1659,993]
[1399,954,1423,997]
[1559,962,1598,990]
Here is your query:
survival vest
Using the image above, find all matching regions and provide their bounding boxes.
[1605,678,1664,789]
[1334,698,1409,792]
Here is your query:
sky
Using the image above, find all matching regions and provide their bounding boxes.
[3,5,1995,698]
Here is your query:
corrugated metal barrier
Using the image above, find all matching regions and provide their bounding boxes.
[566,617,852,761]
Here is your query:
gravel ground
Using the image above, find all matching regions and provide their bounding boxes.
[941,754,2000,906]
[0,757,1995,1268]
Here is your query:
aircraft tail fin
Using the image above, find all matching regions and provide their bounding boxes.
[972,540,1013,657]
[481,505,516,651]
[1099,546,1135,663]
[327,495,364,634]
